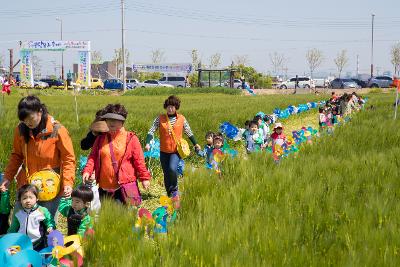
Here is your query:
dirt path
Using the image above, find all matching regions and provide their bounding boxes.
[243,88,392,96]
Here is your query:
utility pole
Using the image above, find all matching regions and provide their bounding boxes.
[356,54,359,77]
[8,49,13,81]
[121,0,126,91]
[56,18,64,80]
[371,14,375,78]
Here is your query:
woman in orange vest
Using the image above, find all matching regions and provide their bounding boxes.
[0,95,76,216]
[145,95,201,209]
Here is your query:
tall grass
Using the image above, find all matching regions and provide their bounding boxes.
[2,90,397,266]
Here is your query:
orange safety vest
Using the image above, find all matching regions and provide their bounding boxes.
[159,114,185,153]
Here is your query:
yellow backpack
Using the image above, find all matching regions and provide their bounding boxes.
[24,123,61,201]
[27,170,61,201]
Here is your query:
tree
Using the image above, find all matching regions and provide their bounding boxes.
[91,50,103,64]
[190,49,201,70]
[0,54,4,68]
[269,52,285,75]
[334,50,348,78]
[32,55,41,80]
[151,49,165,64]
[209,53,222,68]
[391,43,400,76]
[306,48,323,78]
[113,48,130,79]
[91,50,103,78]
[233,55,249,66]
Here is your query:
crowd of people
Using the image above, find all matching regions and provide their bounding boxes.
[0,91,366,257]
[196,91,367,170]
[0,95,200,256]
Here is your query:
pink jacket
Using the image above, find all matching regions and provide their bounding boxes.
[83,132,151,185]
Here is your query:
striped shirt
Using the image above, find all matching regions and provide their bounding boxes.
[148,115,194,138]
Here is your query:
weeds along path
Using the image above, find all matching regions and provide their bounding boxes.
[85,94,400,266]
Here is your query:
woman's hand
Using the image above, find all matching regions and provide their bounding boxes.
[0,180,10,192]
[141,180,150,190]
[63,186,73,197]
[145,144,151,151]
[82,172,91,184]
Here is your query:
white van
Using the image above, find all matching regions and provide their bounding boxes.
[159,76,188,87]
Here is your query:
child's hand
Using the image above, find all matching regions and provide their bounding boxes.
[0,180,10,192]
[194,144,201,151]
[47,227,53,234]
[141,180,150,190]
[145,144,151,151]
[63,186,73,197]
[82,172,93,184]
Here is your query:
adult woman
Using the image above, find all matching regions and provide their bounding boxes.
[0,95,76,216]
[82,104,151,205]
[145,95,201,208]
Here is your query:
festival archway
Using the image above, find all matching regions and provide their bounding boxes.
[20,40,91,87]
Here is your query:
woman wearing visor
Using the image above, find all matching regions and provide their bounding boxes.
[82,104,151,206]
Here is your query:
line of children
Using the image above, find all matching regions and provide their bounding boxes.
[241,114,273,153]
[7,184,94,251]
[320,91,365,132]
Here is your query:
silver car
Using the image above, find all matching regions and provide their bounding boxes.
[367,76,393,88]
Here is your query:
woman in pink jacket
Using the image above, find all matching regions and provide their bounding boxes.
[82,104,151,206]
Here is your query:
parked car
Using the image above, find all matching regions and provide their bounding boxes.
[351,78,368,88]
[159,76,187,87]
[103,79,133,90]
[313,78,330,88]
[330,78,360,89]
[139,80,174,88]
[40,78,64,88]
[34,80,49,89]
[90,78,104,89]
[279,77,315,89]
[224,79,249,89]
[126,79,139,89]
[367,76,393,88]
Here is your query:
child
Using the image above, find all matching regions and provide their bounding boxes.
[271,123,286,147]
[240,120,250,140]
[331,107,339,125]
[254,115,269,142]
[246,120,264,153]
[58,185,94,237]
[318,107,327,130]
[211,133,226,173]
[197,131,215,167]
[8,185,55,250]
[262,115,272,143]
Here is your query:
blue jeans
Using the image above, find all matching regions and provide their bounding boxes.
[160,152,181,197]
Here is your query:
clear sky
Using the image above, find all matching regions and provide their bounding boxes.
[1,0,399,78]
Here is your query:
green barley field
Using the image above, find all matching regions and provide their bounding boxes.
[1,88,399,266]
